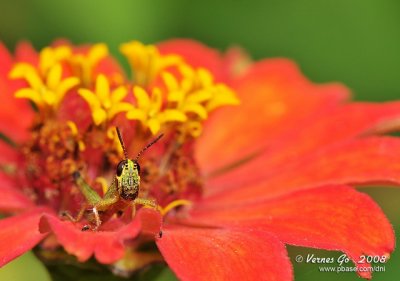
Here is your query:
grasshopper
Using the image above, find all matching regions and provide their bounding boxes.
[65,127,163,231]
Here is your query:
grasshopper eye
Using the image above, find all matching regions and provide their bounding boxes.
[134,161,140,174]
[116,160,127,177]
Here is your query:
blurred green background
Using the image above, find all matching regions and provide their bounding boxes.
[1,0,400,280]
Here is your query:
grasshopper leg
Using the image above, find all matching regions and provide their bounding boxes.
[134,197,157,208]
[92,207,101,230]
[61,204,93,231]
[61,203,87,223]
[90,196,119,230]
[132,197,158,218]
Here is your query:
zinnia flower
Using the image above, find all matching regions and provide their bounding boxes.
[1,39,400,281]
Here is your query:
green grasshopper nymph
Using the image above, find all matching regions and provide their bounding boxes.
[66,127,163,231]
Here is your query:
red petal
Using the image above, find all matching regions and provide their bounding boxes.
[192,185,394,279]
[140,208,163,235]
[157,39,226,81]
[0,142,18,164]
[0,42,34,142]
[157,226,292,281]
[207,137,400,204]
[15,41,38,65]
[58,91,93,129]
[0,208,49,267]
[0,42,13,76]
[0,173,34,212]
[95,57,126,86]
[208,101,400,192]
[196,59,349,175]
[0,96,34,142]
[39,208,161,263]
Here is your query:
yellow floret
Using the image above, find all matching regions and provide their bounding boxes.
[126,86,187,135]
[124,58,239,138]
[39,45,72,75]
[10,63,79,109]
[78,74,133,125]
[70,43,109,86]
[161,64,240,137]
[120,41,182,86]
[9,40,239,139]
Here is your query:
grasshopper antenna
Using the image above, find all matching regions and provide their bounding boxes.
[116,127,129,159]
[135,133,164,161]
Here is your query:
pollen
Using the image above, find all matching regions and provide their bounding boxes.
[120,41,182,86]
[66,121,86,151]
[78,74,133,126]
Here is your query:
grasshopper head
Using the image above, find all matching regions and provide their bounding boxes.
[115,127,163,201]
[116,159,140,200]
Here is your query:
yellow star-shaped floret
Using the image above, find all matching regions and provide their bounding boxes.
[120,41,182,86]
[10,63,79,109]
[166,64,239,113]
[39,45,72,75]
[161,64,239,136]
[126,86,187,135]
[70,43,109,86]
[125,64,239,137]
[78,74,133,125]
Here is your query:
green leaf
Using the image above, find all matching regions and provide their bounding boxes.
[0,251,51,281]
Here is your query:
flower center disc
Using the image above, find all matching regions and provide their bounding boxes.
[9,41,239,229]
